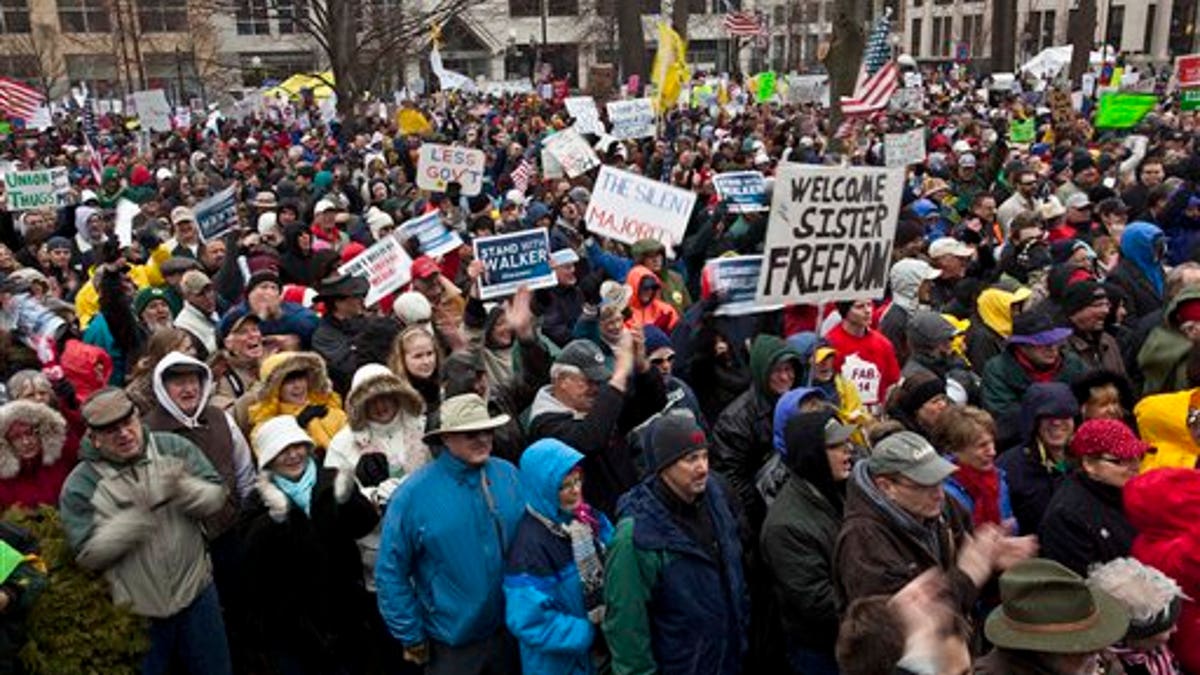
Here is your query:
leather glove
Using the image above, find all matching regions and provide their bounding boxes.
[355,453,390,488]
[295,404,328,428]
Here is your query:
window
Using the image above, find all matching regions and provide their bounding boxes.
[236,0,269,35]
[1105,5,1123,48]
[58,0,109,33]
[822,1,833,21]
[932,16,951,57]
[804,33,819,65]
[138,0,187,32]
[0,0,29,33]
[772,35,786,70]
[509,0,536,16]
[597,0,658,15]
[278,0,306,34]
[910,17,922,56]
[773,5,784,25]
[0,55,38,82]
[1041,10,1056,50]
[65,53,118,96]
[516,0,584,15]
[547,0,577,14]
[688,0,707,13]
[963,14,984,56]
[1143,3,1156,52]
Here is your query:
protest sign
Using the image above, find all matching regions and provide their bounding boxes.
[1009,117,1036,143]
[903,72,924,88]
[606,98,656,140]
[398,210,462,257]
[1177,54,1200,88]
[114,198,139,247]
[756,164,902,307]
[1183,89,1200,111]
[338,233,414,306]
[2,168,70,211]
[132,89,172,132]
[564,96,605,135]
[712,171,768,213]
[786,75,829,105]
[543,127,601,178]
[26,106,52,131]
[888,87,925,114]
[416,143,486,196]
[884,128,926,168]
[1095,92,1157,129]
[705,256,781,316]
[194,184,239,240]
[541,148,564,179]
[473,229,557,300]
[585,165,697,247]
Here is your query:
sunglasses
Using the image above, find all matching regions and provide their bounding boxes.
[650,354,676,366]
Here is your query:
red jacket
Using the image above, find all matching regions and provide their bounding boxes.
[1127,468,1200,675]
[823,323,901,408]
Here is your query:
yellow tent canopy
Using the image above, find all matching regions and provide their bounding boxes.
[263,71,336,101]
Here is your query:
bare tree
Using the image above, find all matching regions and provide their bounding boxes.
[9,23,67,99]
[671,0,688,41]
[1066,0,1096,85]
[824,0,866,135]
[617,1,648,83]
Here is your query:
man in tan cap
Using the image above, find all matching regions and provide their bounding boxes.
[58,387,233,674]
[168,206,202,259]
[175,269,220,357]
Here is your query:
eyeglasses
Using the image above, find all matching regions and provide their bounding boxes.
[1095,455,1141,467]
[1019,180,1038,187]
[559,476,584,491]
[650,354,676,366]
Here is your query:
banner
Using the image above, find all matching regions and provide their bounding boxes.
[473,229,557,300]
[132,89,172,132]
[2,168,70,211]
[543,127,601,178]
[712,171,768,213]
[564,96,605,135]
[585,165,697,247]
[884,128,926,168]
[338,233,414,306]
[705,256,780,316]
[606,98,656,140]
[1095,92,1157,129]
[398,210,462,257]
[416,143,486,196]
[194,184,239,240]
[1177,54,1200,88]
[756,165,902,306]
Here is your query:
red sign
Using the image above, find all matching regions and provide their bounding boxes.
[1177,54,1200,88]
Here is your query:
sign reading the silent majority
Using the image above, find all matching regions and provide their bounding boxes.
[705,255,780,316]
[1177,54,1200,88]
[606,98,656,140]
[398,210,462,258]
[756,164,902,306]
[884,128,926,168]
[473,229,556,300]
[2,168,70,211]
[564,96,605,135]
[543,127,601,178]
[338,233,414,306]
[585,165,697,247]
[712,171,768,213]
[416,143,486,196]
[194,184,240,240]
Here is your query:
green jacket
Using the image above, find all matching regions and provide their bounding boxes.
[1138,287,1200,396]
[59,427,226,618]
[981,349,1088,437]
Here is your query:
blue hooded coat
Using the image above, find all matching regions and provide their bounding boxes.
[504,440,613,675]
[1109,221,1165,321]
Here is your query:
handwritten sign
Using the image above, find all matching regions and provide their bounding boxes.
[705,256,780,316]
[416,143,486,196]
[338,233,414,306]
[132,89,172,132]
[884,128,926,168]
[194,184,239,240]
[543,127,601,178]
[397,210,462,257]
[1095,92,1157,129]
[606,98,656,140]
[473,229,556,300]
[712,171,768,213]
[1177,54,1200,89]
[541,148,564,179]
[585,165,697,247]
[756,165,902,306]
[888,87,924,114]
[564,96,605,135]
[3,168,70,211]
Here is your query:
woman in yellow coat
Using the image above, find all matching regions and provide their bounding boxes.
[1135,388,1200,471]
[243,351,348,456]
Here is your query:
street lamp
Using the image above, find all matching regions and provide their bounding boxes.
[250,55,263,87]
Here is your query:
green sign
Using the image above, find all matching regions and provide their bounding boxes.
[1009,117,1035,143]
[1182,89,1200,111]
[756,71,777,103]
[1095,92,1158,129]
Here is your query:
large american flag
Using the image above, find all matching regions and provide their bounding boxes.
[840,11,899,116]
[719,0,766,36]
[0,77,44,121]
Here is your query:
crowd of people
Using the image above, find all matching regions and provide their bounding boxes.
[0,62,1197,675]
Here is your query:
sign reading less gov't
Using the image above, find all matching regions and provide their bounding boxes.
[756,165,902,307]
[416,143,486,196]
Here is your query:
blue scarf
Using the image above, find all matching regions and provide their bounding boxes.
[271,458,317,516]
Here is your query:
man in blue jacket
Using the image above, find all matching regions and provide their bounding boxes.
[375,393,525,674]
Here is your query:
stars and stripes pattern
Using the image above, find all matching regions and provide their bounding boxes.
[510,154,535,194]
[840,10,899,116]
[0,76,44,121]
[723,11,767,36]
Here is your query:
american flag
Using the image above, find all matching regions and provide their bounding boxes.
[723,11,766,37]
[79,97,103,185]
[83,132,103,186]
[0,76,44,121]
[840,10,899,116]
[510,155,535,194]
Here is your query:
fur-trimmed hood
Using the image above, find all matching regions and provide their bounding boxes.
[258,351,335,399]
[345,364,424,431]
[0,400,67,479]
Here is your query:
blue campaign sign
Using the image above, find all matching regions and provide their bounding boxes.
[712,171,768,213]
[705,255,781,316]
[194,184,239,240]
[398,210,462,257]
[473,228,557,300]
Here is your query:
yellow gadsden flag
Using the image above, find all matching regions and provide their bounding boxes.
[651,22,689,114]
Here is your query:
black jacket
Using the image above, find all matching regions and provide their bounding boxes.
[1107,257,1163,323]
[1038,472,1137,576]
[534,284,585,348]
[311,314,363,396]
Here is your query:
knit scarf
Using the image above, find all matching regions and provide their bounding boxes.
[527,504,606,611]
[953,464,1002,527]
[272,458,317,516]
[1109,645,1179,675]
[1014,349,1062,383]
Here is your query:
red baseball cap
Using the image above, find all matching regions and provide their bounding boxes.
[411,255,440,280]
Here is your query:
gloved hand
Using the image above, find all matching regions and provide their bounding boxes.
[355,453,390,488]
[295,404,328,428]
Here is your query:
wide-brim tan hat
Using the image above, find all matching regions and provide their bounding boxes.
[424,393,510,441]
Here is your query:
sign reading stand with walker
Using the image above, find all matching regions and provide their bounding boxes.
[473,229,556,300]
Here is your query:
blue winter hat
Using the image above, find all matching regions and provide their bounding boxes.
[643,325,672,354]
[912,198,939,218]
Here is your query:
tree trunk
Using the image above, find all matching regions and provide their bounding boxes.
[991,0,1017,73]
[672,0,688,41]
[825,0,867,139]
[1067,0,1097,85]
[328,0,359,135]
[617,1,647,87]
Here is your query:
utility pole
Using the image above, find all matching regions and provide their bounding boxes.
[175,46,186,107]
